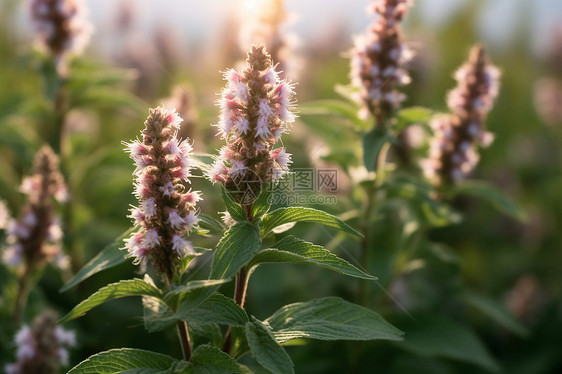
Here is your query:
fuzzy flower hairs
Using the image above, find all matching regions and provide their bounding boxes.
[423,45,500,185]
[123,107,201,282]
[208,45,296,205]
[351,0,413,125]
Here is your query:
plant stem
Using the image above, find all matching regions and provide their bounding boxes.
[12,264,31,325]
[177,320,192,361]
[223,201,254,354]
[358,140,392,305]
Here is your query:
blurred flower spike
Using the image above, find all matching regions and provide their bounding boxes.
[423,45,501,185]
[350,0,414,124]
[5,311,76,374]
[2,146,68,271]
[30,0,93,75]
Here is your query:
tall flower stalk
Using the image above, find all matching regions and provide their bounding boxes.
[29,0,93,275]
[350,0,413,304]
[351,0,413,127]
[124,106,201,359]
[209,45,296,352]
[2,146,68,324]
[423,45,500,185]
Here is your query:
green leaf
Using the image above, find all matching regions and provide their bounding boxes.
[396,316,500,373]
[210,222,261,280]
[173,293,248,327]
[261,207,362,238]
[67,348,177,374]
[60,279,162,323]
[221,188,246,222]
[395,106,433,131]
[363,127,392,172]
[180,344,248,374]
[144,283,223,333]
[143,296,173,333]
[299,100,366,129]
[453,181,527,222]
[60,228,134,292]
[265,297,403,343]
[246,318,295,374]
[165,280,231,302]
[464,292,528,337]
[249,236,376,280]
[198,214,227,235]
[251,186,272,219]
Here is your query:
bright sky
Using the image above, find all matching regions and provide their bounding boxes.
[15,0,562,56]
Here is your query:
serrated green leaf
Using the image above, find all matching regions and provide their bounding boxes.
[395,107,433,131]
[221,188,247,221]
[299,100,366,130]
[246,318,294,374]
[179,344,248,374]
[143,296,173,333]
[252,186,272,219]
[198,214,227,235]
[249,236,376,280]
[144,284,222,333]
[210,222,261,280]
[261,207,362,238]
[363,127,391,172]
[60,228,134,292]
[453,181,527,222]
[266,297,403,343]
[175,293,248,326]
[60,279,162,323]
[67,348,177,374]
[396,316,500,373]
[464,292,528,337]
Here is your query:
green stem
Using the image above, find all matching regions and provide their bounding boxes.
[12,263,31,325]
[177,320,192,361]
[358,140,392,305]
[223,201,254,355]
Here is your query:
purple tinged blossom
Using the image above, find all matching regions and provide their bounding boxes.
[1,146,68,270]
[123,107,201,281]
[208,45,296,202]
[422,45,501,185]
[29,0,93,75]
[5,311,75,374]
[350,0,413,125]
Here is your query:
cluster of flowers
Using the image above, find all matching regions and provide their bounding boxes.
[208,45,296,201]
[350,0,414,122]
[5,311,76,374]
[124,107,201,280]
[423,45,500,184]
[2,146,68,270]
[238,0,298,79]
[30,0,93,74]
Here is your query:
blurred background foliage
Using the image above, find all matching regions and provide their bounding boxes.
[1,0,561,373]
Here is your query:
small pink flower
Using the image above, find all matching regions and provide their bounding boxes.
[142,229,161,249]
[167,210,185,230]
